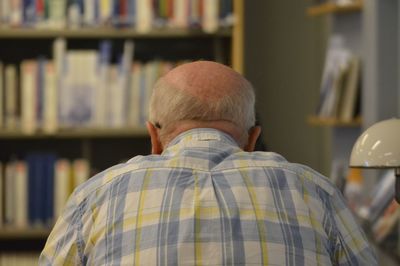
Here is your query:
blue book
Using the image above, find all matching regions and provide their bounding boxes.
[112,0,120,26]
[27,154,43,226]
[43,154,56,226]
[128,0,136,26]
[23,0,36,26]
[37,57,46,127]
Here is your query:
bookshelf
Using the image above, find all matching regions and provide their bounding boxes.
[0,0,244,260]
[308,1,400,264]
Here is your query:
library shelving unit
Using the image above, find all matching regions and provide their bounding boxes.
[0,0,245,259]
[308,1,400,264]
[306,0,363,176]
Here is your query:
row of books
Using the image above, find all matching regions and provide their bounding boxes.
[0,0,233,33]
[0,253,39,266]
[315,35,361,121]
[0,38,181,134]
[0,155,90,229]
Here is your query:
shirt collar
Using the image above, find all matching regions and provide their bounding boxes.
[163,128,240,153]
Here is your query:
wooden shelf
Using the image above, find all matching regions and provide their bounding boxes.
[307,1,363,17]
[0,27,232,39]
[0,127,149,139]
[0,228,50,239]
[307,116,362,127]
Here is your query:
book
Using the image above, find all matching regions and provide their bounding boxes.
[20,60,38,134]
[54,159,72,220]
[0,162,3,227]
[339,56,361,121]
[372,199,400,243]
[0,63,3,129]
[14,161,28,228]
[316,36,352,119]
[5,161,16,225]
[95,40,112,128]
[173,0,188,29]
[48,0,66,28]
[72,159,90,188]
[43,62,58,133]
[53,38,66,127]
[99,0,112,24]
[136,0,152,32]
[128,62,143,126]
[203,0,219,33]
[23,0,36,26]
[83,0,95,26]
[10,0,23,26]
[43,154,56,225]
[5,65,18,130]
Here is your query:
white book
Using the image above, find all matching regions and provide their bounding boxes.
[49,0,66,28]
[84,0,95,26]
[54,159,71,220]
[136,0,153,32]
[202,0,219,33]
[173,0,188,28]
[128,62,143,127]
[0,0,10,24]
[0,62,3,129]
[53,38,66,127]
[10,0,22,26]
[21,60,38,135]
[108,65,121,127]
[5,161,16,226]
[43,62,58,133]
[14,161,28,228]
[5,65,18,130]
[72,159,90,188]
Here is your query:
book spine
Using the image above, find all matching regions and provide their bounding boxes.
[83,0,95,26]
[53,38,66,127]
[202,0,219,33]
[5,65,18,130]
[44,154,56,225]
[10,0,23,27]
[72,159,89,188]
[21,60,38,134]
[43,62,58,133]
[54,159,71,219]
[136,0,152,32]
[0,63,3,129]
[5,161,16,225]
[49,0,66,28]
[0,162,3,228]
[95,40,112,127]
[14,161,28,228]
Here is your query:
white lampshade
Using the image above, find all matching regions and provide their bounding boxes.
[350,118,400,168]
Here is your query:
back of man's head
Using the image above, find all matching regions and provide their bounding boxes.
[149,61,256,146]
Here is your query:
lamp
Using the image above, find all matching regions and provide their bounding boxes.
[350,118,400,203]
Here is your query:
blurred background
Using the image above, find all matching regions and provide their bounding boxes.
[0,0,399,264]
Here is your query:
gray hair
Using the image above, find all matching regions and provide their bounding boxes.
[149,76,256,145]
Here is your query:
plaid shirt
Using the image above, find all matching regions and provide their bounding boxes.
[40,128,376,265]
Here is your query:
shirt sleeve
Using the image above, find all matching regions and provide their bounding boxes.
[330,190,378,266]
[39,192,85,266]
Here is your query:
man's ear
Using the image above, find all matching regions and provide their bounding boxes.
[244,126,261,152]
[146,122,163,154]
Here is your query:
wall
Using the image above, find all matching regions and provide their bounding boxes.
[244,1,331,174]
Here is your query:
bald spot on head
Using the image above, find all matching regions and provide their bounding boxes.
[163,61,248,101]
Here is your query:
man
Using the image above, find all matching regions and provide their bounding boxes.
[40,61,376,265]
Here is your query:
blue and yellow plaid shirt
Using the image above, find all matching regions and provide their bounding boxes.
[40,128,376,265]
